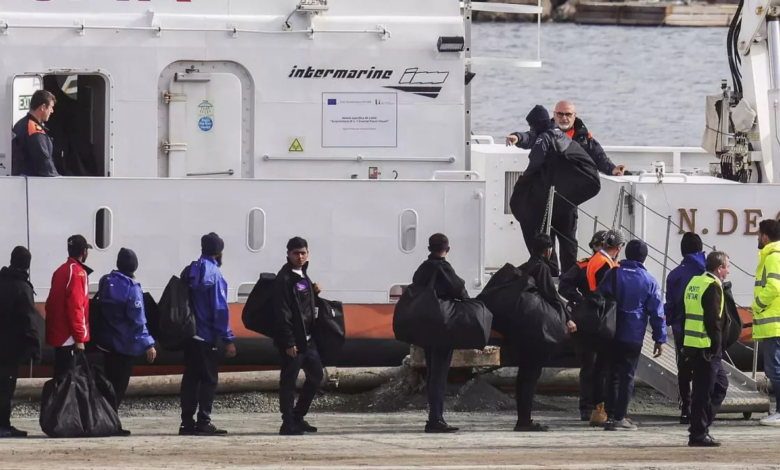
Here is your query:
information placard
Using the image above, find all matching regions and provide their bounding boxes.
[322,93,397,148]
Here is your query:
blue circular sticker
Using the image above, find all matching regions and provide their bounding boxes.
[198,116,213,132]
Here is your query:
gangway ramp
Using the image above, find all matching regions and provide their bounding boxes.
[637,331,770,417]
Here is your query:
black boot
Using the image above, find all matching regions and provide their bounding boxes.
[424,420,458,433]
[280,421,304,436]
[295,419,318,433]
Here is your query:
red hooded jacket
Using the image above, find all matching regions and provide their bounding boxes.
[45,258,90,347]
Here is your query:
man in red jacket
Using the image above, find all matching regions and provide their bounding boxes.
[45,234,92,381]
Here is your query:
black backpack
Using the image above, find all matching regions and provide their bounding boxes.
[155,271,197,351]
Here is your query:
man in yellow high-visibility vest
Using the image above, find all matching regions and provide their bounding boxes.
[682,251,730,447]
[753,219,780,426]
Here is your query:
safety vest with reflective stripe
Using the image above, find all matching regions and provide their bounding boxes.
[683,274,723,349]
[752,241,780,340]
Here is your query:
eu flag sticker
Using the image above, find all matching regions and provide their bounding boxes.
[327,99,337,105]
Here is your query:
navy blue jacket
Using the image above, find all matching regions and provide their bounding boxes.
[184,257,234,344]
[597,261,667,345]
[11,114,59,177]
[96,271,155,356]
[664,252,706,341]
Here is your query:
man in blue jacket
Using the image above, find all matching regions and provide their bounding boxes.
[179,233,236,436]
[664,232,706,424]
[95,248,156,435]
[598,239,666,431]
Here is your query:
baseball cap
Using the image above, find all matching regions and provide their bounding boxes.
[67,235,93,254]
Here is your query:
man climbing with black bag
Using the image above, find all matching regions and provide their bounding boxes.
[509,105,601,276]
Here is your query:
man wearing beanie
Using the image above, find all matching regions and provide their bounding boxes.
[0,247,41,438]
[597,239,666,431]
[663,232,706,424]
[178,232,236,436]
[94,248,157,435]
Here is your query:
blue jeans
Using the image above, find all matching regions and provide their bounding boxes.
[762,337,780,412]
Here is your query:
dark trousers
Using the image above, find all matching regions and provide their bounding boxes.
[424,348,453,423]
[103,351,134,411]
[53,346,75,382]
[279,343,324,423]
[674,333,694,416]
[689,352,728,440]
[518,201,578,277]
[605,341,642,421]
[515,349,550,424]
[0,364,18,428]
[576,340,610,413]
[180,340,219,425]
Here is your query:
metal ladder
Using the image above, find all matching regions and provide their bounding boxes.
[636,330,770,417]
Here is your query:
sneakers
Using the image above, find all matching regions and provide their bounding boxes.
[195,422,227,435]
[178,423,196,436]
[280,422,305,436]
[759,412,780,427]
[296,420,318,433]
[689,435,721,447]
[424,420,459,433]
[589,403,607,428]
[0,427,28,438]
[604,418,637,431]
[179,422,227,436]
[513,421,549,432]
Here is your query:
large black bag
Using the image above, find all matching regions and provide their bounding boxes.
[722,281,743,350]
[393,269,493,350]
[39,352,122,438]
[143,292,161,343]
[476,263,568,347]
[509,137,601,227]
[570,269,618,341]
[241,272,277,338]
[155,274,197,351]
[314,297,346,366]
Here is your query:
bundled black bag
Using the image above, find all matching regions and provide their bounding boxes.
[241,272,277,338]
[393,269,493,350]
[570,268,618,341]
[155,274,197,351]
[476,263,568,347]
[143,292,161,343]
[722,281,744,350]
[39,352,122,438]
[314,297,346,365]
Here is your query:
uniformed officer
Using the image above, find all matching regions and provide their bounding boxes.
[682,251,731,447]
[11,90,59,177]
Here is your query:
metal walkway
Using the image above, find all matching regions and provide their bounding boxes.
[636,331,770,416]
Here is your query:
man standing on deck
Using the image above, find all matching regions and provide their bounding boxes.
[12,89,60,177]
[506,100,626,177]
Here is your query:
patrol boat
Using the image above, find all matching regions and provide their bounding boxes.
[0,0,770,403]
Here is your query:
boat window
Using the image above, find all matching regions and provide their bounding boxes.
[247,208,266,252]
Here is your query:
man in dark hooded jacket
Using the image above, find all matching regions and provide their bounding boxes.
[664,232,706,424]
[411,233,468,433]
[510,105,600,275]
[0,247,42,438]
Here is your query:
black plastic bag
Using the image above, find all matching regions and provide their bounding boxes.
[156,275,197,351]
[570,269,617,341]
[393,269,493,349]
[241,273,277,338]
[143,292,161,343]
[314,298,346,365]
[477,263,567,347]
[39,352,122,438]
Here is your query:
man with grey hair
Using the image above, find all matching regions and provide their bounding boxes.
[506,101,626,176]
